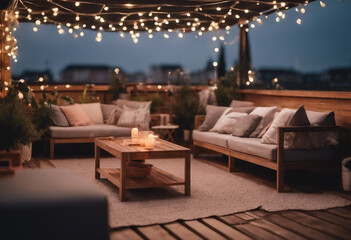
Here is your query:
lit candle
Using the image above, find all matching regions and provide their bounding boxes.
[131,127,138,143]
[145,134,155,149]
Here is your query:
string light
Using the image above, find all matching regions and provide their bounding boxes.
[297,18,302,24]
[320,1,326,8]
[75,2,80,7]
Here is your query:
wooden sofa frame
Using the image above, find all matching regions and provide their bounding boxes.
[192,115,340,192]
[47,114,165,159]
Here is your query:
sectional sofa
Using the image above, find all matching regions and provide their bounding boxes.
[47,100,159,158]
[192,101,340,192]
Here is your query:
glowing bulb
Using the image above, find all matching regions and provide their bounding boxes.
[297,18,302,24]
[167,14,171,18]
[281,2,286,7]
[178,32,183,38]
[133,38,138,44]
[213,62,218,67]
[164,34,169,39]
[148,34,153,38]
[66,84,71,88]
[76,15,80,21]
[216,7,221,11]
[320,1,326,7]
[186,13,190,17]
[212,36,217,41]
[273,78,278,83]
[28,8,32,13]
[156,26,161,31]
[68,28,73,33]
[80,32,84,36]
[35,20,41,25]
[33,27,38,32]
[157,85,162,89]
[75,2,80,7]
[235,15,240,19]
[276,17,280,22]
[244,9,249,13]
[214,48,219,52]
[104,6,109,11]
[38,77,44,82]
[300,8,306,14]
[219,36,224,41]
[58,29,65,34]
[246,81,250,86]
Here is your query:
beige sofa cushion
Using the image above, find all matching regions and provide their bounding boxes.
[249,106,277,138]
[60,104,93,127]
[49,124,131,138]
[227,136,334,162]
[193,130,229,148]
[80,103,104,124]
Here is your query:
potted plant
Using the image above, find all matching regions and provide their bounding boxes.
[0,84,41,166]
[110,68,128,100]
[214,70,238,106]
[172,71,201,141]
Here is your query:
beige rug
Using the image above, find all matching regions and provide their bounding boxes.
[51,157,351,228]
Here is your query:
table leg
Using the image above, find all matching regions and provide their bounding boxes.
[120,156,127,201]
[94,144,100,179]
[166,129,175,142]
[185,153,191,196]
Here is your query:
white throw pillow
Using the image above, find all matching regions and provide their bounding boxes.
[117,105,150,130]
[261,108,296,144]
[249,106,277,138]
[80,103,104,124]
[113,99,151,111]
[210,109,247,134]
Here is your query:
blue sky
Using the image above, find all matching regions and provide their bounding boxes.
[12,0,351,80]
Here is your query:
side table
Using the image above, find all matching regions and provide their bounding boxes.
[152,124,179,142]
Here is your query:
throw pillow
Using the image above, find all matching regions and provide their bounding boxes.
[198,105,229,131]
[210,109,247,134]
[49,105,69,127]
[113,99,151,111]
[249,106,277,138]
[117,105,150,130]
[60,104,93,126]
[257,112,279,138]
[229,100,255,108]
[261,105,309,146]
[106,107,123,125]
[101,104,118,123]
[228,106,255,114]
[306,110,338,148]
[232,115,262,137]
[80,103,104,124]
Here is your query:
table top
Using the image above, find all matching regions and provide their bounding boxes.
[95,137,190,160]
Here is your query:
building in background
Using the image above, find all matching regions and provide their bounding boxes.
[13,70,54,83]
[190,59,215,85]
[149,64,183,84]
[60,65,127,84]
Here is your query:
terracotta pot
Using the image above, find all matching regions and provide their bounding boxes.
[183,129,191,142]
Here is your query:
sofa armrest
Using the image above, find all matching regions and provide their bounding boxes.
[277,125,340,164]
[195,115,206,130]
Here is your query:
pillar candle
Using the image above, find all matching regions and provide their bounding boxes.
[145,134,155,149]
[131,127,138,143]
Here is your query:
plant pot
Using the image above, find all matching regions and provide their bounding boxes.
[183,129,191,142]
[342,157,351,191]
[21,143,32,162]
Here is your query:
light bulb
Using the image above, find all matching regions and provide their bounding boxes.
[75,2,80,7]
[297,18,302,24]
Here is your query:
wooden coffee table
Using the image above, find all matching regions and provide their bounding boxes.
[94,137,191,202]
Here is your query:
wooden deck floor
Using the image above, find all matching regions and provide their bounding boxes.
[24,156,351,240]
[110,207,351,240]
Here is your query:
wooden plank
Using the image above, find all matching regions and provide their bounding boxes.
[282,212,351,240]
[245,210,270,218]
[137,225,176,240]
[236,223,282,240]
[235,213,256,221]
[250,219,307,240]
[326,208,351,219]
[164,222,202,240]
[202,218,252,240]
[308,211,351,230]
[184,220,227,240]
[220,214,247,225]
[265,214,336,240]
[110,228,143,240]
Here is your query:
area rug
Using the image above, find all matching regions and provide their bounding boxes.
[51,157,351,228]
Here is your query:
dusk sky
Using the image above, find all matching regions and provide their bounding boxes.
[12,0,351,81]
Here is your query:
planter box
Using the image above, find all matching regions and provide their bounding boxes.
[0,150,22,167]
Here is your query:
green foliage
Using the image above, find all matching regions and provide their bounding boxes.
[214,70,238,106]
[110,71,128,100]
[79,85,100,103]
[131,93,164,113]
[0,89,41,151]
[172,78,200,130]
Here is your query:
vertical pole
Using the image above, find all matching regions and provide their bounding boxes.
[0,10,11,97]
[238,23,249,87]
